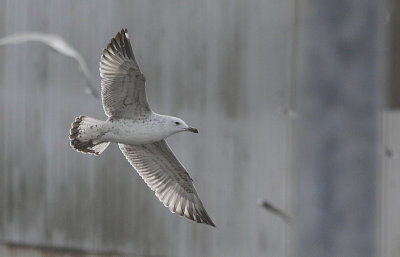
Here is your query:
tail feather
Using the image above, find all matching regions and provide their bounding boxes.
[69,115,110,155]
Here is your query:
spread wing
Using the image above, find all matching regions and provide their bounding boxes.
[100,29,151,118]
[119,140,216,227]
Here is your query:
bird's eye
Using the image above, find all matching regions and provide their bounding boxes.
[175,122,180,125]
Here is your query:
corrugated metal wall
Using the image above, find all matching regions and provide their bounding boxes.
[293,0,382,255]
[381,112,400,257]
[0,0,295,256]
[0,244,132,257]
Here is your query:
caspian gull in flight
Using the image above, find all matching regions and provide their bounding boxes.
[69,29,215,227]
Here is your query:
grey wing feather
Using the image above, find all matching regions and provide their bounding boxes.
[119,140,216,227]
[100,29,151,118]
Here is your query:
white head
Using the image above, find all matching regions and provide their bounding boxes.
[163,116,198,136]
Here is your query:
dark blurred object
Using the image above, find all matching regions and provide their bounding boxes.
[384,146,399,159]
[257,198,289,223]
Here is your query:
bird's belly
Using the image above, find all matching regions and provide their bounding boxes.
[101,120,165,145]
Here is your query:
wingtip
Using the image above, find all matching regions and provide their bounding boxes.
[192,213,216,227]
[208,221,217,228]
[204,214,216,227]
[196,208,216,227]
[200,219,216,227]
[121,28,129,38]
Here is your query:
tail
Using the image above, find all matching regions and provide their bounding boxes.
[69,115,110,155]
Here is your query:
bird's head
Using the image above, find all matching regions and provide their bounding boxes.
[166,116,198,135]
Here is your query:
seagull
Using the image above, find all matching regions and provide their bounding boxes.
[0,32,98,97]
[69,29,215,227]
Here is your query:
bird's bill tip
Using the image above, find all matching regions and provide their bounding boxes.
[187,127,198,133]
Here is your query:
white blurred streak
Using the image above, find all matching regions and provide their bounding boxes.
[0,33,98,98]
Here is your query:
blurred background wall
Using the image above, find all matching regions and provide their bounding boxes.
[382,0,400,256]
[0,0,295,256]
[293,1,382,256]
[1,0,399,257]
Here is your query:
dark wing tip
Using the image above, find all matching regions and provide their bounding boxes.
[186,202,216,227]
[206,219,216,227]
[182,208,216,227]
[121,28,129,40]
[110,28,136,66]
[99,28,139,75]
[200,210,216,227]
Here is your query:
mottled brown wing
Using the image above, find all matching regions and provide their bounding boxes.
[100,29,151,118]
[119,140,215,227]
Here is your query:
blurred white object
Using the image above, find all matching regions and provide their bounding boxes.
[278,106,297,118]
[0,32,98,98]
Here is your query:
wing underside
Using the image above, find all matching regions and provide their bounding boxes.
[119,140,215,227]
[100,29,151,118]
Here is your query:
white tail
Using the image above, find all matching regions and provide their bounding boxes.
[69,115,110,155]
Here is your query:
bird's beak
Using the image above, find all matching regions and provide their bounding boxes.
[186,127,199,133]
